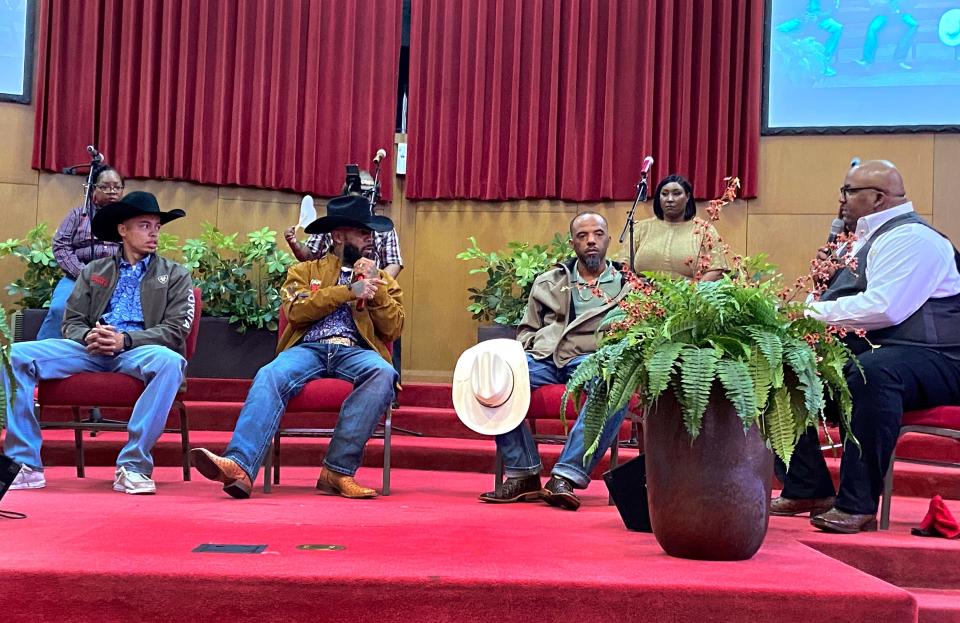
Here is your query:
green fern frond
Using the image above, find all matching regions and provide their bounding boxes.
[765,386,799,467]
[678,347,720,439]
[783,340,825,418]
[716,359,758,431]
[748,348,774,420]
[645,342,684,400]
[746,327,784,388]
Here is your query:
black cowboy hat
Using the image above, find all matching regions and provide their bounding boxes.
[304,194,393,234]
[91,191,186,243]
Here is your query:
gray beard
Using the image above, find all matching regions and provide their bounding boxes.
[581,255,603,273]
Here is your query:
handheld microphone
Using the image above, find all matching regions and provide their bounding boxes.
[351,271,367,311]
[87,145,104,163]
[827,218,845,244]
[849,156,861,168]
[373,149,387,164]
[639,155,654,178]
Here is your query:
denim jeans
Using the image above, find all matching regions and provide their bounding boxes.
[496,353,627,487]
[36,276,76,340]
[223,342,397,483]
[862,13,917,64]
[2,339,186,475]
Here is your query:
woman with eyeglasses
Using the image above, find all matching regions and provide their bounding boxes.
[629,174,728,281]
[36,165,125,339]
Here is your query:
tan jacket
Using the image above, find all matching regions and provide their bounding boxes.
[517,259,631,367]
[278,255,404,361]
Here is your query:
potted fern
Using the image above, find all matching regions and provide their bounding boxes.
[565,179,857,561]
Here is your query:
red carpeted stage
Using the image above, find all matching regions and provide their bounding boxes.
[2,465,959,623]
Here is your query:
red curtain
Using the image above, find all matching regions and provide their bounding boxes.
[407,0,762,201]
[32,0,402,198]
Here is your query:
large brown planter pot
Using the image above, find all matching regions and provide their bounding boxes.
[644,387,773,561]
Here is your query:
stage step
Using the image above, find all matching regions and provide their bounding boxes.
[911,588,960,623]
[18,429,960,499]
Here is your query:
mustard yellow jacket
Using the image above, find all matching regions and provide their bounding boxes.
[278,255,404,362]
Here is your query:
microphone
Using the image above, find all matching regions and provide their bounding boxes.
[87,145,104,163]
[639,155,654,178]
[827,218,844,244]
[351,270,367,311]
[373,149,387,164]
[849,156,861,168]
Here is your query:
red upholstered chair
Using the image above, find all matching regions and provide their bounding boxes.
[493,384,636,495]
[37,288,203,481]
[880,406,960,529]
[262,306,393,495]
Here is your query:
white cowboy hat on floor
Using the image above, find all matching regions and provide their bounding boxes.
[452,339,531,436]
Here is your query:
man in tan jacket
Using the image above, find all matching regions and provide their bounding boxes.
[191,195,403,499]
[479,212,631,510]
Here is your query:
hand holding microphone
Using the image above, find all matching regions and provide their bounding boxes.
[350,257,383,310]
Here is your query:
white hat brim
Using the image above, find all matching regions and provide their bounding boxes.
[452,339,531,436]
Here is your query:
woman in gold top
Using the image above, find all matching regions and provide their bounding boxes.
[631,174,727,281]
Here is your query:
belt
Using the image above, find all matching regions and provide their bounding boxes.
[315,336,356,347]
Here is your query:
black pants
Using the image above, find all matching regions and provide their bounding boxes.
[775,345,960,515]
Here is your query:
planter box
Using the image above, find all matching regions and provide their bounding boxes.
[187,317,277,379]
[477,324,518,343]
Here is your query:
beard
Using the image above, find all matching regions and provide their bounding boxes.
[580,253,603,273]
[342,242,365,266]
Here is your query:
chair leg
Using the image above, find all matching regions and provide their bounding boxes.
[273,431,281,485]
[263,440,273,494]
[73,407,85,478]
[880,453,896,530]
[382,408,391,496]
[179,404,191,482]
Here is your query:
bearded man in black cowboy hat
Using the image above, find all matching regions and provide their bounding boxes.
[3,191,194,495]
[191,194,404,499]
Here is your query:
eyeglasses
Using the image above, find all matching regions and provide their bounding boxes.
[84,183,124,193]
[839,185,886,201]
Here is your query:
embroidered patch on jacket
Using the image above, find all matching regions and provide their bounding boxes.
[310,278,322,292]
[91,274,109,287]
[158,274,168,284]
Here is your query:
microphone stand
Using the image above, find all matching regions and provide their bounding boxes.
[619,173,648,273]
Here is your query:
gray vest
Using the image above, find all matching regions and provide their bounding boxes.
[821,211,960,356]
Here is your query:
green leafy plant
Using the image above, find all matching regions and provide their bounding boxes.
[457,233,573,326]
[0,224,61,310]
[176,224,294,333]
[564,180,859,468]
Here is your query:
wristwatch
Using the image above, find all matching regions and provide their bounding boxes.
[123,332,133,351]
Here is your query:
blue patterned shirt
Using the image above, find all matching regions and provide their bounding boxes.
[301,268,361,345]
[101,255,149,333]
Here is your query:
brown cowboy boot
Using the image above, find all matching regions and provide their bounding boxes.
[316,467,378,499]
[190,448,253,499]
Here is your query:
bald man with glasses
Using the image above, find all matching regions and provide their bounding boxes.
[771,160,960,534]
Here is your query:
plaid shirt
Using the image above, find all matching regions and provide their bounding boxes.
[53,205,121,279]
[305,229,403,269]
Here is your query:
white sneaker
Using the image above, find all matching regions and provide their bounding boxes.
[10,465,46,490]
[113,466,156,495]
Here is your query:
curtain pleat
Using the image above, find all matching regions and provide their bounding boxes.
[32,0,402,198]
[407,0,762,201]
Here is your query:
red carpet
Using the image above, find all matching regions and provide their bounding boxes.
[3,467,959,622]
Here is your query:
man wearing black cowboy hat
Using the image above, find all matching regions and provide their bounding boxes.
[191,194,403,499]
[3,191,194,495]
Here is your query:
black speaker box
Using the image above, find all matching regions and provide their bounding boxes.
[603,454,652,532]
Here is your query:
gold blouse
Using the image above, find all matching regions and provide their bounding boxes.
[630,217,728,278]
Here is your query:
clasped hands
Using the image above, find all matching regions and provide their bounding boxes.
[85,321,125,356]
[349,257,385,302]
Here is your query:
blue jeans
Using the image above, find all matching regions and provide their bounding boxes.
[223,342,397,483]
[2,339,187,474]
[496,353,628,487]
[862,13,917,64]
[36,276,76,340]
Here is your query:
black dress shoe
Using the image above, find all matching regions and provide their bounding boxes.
[542,476,581,511]
[479,475,542,503]
[770,495,836,517]
[810,508,878,534]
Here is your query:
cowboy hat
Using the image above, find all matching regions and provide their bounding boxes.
[91,191,186,243]
[305,194,394,234]
[939,9,960,47]
[452,339,531,436]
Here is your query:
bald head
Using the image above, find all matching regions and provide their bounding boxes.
[839,159,909,230]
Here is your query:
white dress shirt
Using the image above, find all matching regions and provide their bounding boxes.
[806,202,960,330]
